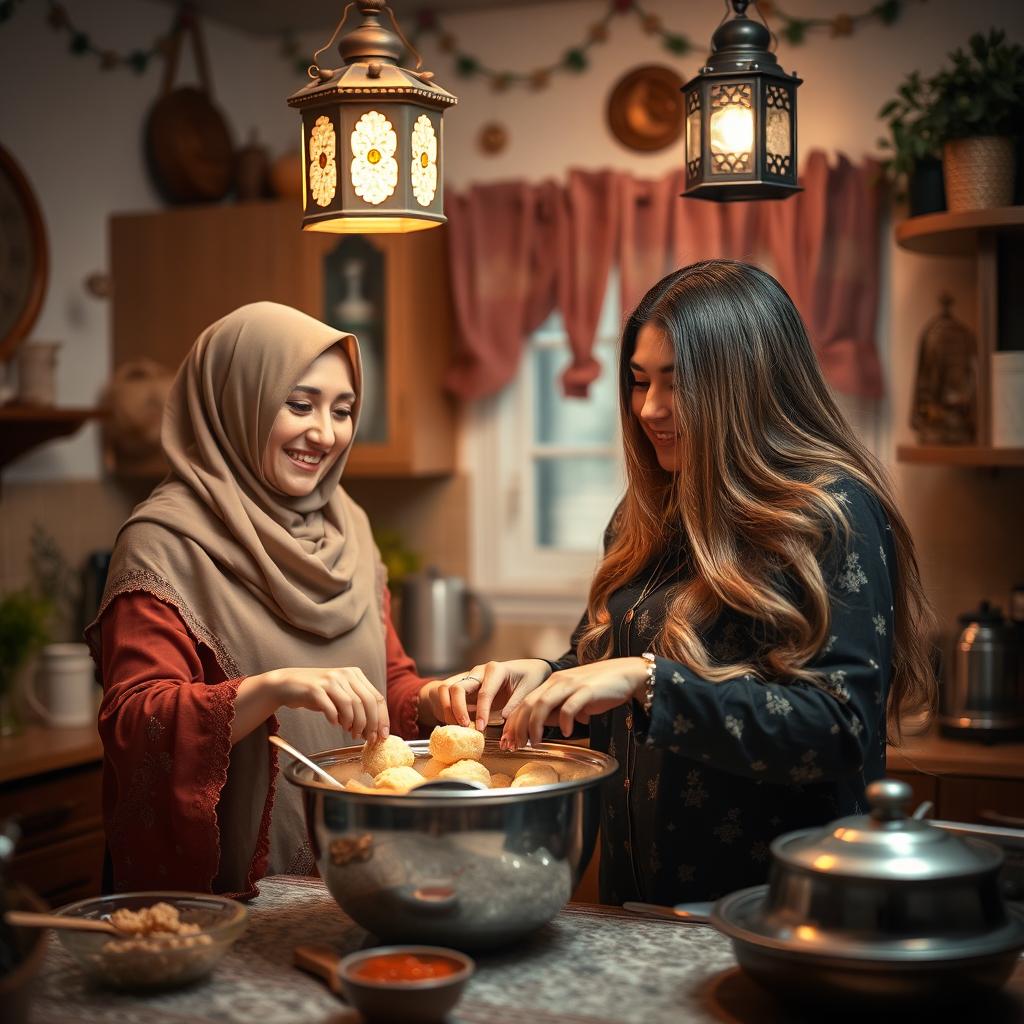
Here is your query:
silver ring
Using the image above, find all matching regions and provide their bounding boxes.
[459,675,482,685]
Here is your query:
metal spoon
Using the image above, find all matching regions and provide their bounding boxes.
[269,734,346,789]
[622,901,712,924]
[4,911,121,935]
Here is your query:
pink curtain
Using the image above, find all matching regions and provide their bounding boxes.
[760,152,884,398]
[617,173,676,323]
[443,182,560,399]
[444,151,884,402]
[556,170,620,397]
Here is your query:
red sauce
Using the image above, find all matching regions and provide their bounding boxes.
[351,953,462,983]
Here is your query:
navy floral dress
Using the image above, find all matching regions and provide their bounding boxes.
[548,478,895,905]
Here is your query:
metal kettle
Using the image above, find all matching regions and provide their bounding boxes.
[941,600,1024,739]
[399,568,493,676]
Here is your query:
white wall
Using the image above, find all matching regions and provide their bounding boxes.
[0,0,299,480]
[1,0,1021,489]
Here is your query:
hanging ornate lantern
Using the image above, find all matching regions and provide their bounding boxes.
[287,0,457,233]
[682,0,801,201]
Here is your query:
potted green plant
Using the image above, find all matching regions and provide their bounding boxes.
[929,29,1024,212]
[878,70,945,216]
[0,590,50,737]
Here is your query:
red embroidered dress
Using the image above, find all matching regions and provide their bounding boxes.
[97,586,423,898]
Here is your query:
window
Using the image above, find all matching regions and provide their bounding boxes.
[469,278,624,617]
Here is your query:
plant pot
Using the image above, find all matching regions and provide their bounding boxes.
[942,136,1017,212]
[908,157,946,217]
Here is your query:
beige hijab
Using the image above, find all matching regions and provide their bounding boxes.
[90,301,387,890]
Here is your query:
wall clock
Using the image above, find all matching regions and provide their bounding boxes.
[0,143,48,363]
[606,65,685,153]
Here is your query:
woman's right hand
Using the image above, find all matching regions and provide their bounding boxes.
[419,659,552,730]
[253,666,389,743]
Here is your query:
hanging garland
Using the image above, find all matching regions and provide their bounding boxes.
[760,0,925,45]
[291,0,924,93]
[0,0,176,72]
[0,0,926,83]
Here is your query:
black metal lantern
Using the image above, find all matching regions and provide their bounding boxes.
[287,0,456,233]
[682,0,801,201]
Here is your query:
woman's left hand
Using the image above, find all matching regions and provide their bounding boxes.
[500,657,648,750]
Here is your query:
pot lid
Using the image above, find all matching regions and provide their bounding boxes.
[772,779,1003,881]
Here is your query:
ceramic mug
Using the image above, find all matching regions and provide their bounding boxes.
[23,643,97,728]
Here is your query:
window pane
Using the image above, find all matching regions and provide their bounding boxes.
[534,343,619,445]
[535,457,622,551]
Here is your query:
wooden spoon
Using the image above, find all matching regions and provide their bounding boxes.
[269,734,346,789]
[5,911,120,935]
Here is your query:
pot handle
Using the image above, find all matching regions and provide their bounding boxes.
[464,589,493,652]
[20,663,54,727]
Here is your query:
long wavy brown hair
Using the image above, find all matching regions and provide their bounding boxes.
[576,260,936,741]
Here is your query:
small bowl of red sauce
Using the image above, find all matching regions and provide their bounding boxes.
[337,945,474,1023]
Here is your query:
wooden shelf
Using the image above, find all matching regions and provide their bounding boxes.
[0,405,102,472]
[894,205,1024,256]
[896,444,1024,467]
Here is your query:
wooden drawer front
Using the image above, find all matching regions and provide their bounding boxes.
[0,762,103,851]
[10,828,106,907]
[938,777,1024,827]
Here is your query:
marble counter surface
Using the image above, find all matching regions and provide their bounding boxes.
[28,875,1024,1024]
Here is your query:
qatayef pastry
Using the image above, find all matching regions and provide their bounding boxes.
[511,763,558,788]
[361,734,415,777]
[489,773,513,789]
[373,766,426,793]
[437,759,491,787]
[429,724,485,765]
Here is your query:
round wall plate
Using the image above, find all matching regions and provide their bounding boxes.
[606,64,685,153]
[0,144,48,363]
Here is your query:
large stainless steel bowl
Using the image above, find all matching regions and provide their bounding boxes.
[283,740,618,950]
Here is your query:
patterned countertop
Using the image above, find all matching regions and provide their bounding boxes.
[28,875,1024,1024]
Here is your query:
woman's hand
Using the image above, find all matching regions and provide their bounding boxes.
[418,659,552,730]
[235,666,389,745]
[501,657,648,750]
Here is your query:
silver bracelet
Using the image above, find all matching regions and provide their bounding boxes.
[638,652,657,714]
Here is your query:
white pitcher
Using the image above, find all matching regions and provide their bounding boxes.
[23,643,97,729]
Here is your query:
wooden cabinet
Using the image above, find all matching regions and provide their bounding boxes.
[887,728,1024,824]
[0,726,104,908]
[110,200,457,477]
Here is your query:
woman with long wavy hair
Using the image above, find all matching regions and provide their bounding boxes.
[422,259,937,905]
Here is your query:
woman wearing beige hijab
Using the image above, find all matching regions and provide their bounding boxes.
[88,301,426,897]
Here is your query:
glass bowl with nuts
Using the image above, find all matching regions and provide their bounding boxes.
[54,892,248,990]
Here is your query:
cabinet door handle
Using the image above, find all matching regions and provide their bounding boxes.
[979,809,1024,830]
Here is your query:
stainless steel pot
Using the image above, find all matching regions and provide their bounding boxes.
[283,741,618,950]
[711,779,1024,1005]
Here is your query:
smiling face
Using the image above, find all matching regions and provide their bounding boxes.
[629,322,680,472]
[261,346,356,497]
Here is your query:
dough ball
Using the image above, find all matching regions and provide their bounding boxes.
[429,725,485,766]
[362,735,415,778]
[373,766,426,794]
[489,773,513,790]
[438,760,491,787]
[418,757,446,780]
[345,771,375,791]
[511,763,558,789]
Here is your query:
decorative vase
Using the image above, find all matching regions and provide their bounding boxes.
[907,157,946,217]
[942,136,1016,212]
[270,151,303,199]
[15,341,60,406]
[234,129,270,201]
